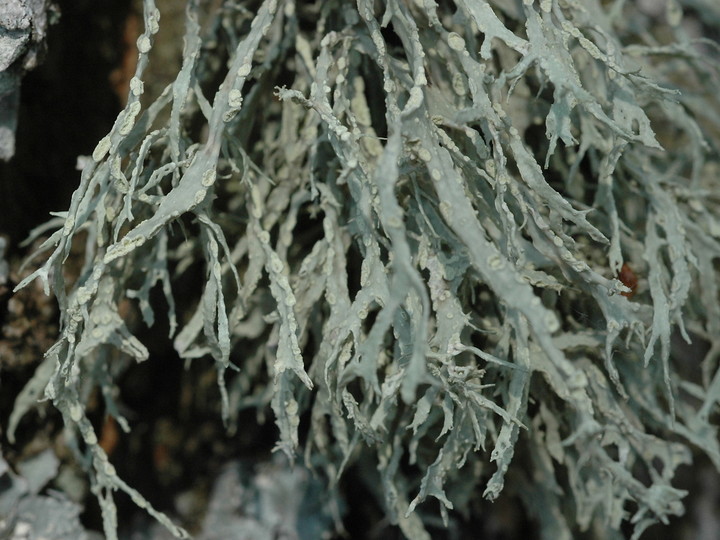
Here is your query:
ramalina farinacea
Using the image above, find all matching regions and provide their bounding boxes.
[11,0,720,538]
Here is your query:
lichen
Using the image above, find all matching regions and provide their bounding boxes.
[11,0,720,538]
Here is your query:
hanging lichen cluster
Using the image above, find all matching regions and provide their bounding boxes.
[11,0,720,538]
